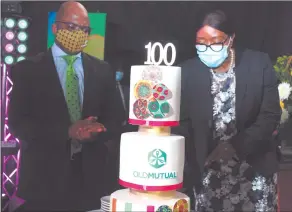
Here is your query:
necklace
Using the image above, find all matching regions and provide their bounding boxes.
[210,49,235,82]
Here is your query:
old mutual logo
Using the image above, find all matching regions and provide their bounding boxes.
[148,149,167,169]
[132,148,177,180]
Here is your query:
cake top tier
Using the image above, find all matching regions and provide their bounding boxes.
[129,65,181,127]
[128,42,181,127]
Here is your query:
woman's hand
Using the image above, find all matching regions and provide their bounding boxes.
[205,142,238,166]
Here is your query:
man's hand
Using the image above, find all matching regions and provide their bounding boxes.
[68,116,107,141]
[205,142,238,166]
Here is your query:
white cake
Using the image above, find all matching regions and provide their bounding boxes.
[119,132,185,191]
[110,189,190,212]
[110,56,190,211]
[129,65,181,127]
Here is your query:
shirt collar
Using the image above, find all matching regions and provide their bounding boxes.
[51,43,82,58]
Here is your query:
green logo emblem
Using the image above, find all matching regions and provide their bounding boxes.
[148,149,167,169]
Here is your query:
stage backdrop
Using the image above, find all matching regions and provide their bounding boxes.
[47,12,106,60]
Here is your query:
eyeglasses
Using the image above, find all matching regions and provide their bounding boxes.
[196,37,229,52]
[56,21,91,34]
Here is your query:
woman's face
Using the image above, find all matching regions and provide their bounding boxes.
[195,25,235,69]
[196,25,231,47]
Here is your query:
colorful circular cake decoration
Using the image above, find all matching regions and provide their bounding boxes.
[148,99,164,119]
[160,102,170,114]
[142,66,163,82]
[153,83,170,101]
[134,80,153,100]
[133,99,150,119]
[148,99,171,119]
[148,98,160,113]
[156,205,172,212]
[173,199,189,212]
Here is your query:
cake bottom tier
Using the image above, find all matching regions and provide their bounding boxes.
[110,189,190,212]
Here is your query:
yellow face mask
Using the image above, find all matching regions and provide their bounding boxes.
[55,29,88,54]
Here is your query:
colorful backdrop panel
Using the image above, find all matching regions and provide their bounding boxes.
[47,12,106,60]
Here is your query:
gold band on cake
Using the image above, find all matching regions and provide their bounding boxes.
[130,189,176,199]
[139,126,171,136]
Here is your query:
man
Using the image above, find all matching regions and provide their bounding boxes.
[8,2,122,211]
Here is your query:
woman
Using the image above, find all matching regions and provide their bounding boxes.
[178,10,281,212]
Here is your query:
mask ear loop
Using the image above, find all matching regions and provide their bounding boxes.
[225,37,232,48]
[226,36,234,54]
[81,39,88,48]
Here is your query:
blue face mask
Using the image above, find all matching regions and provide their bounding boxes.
[116,71,124,81]
[196,40,231,68]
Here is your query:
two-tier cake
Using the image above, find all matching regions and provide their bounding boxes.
[110,63,190,211]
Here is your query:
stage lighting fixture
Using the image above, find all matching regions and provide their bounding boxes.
[4,18,16,29]
[17,31,28,41]
[17,19,28,29]
[4,56,14,65]
[17,56,25,62]
[1,16,30,65]
[17,44,27,54]
[5,44,14,53]
[5,31,15,40]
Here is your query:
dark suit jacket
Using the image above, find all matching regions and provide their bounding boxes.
[8,50,123,204]
[174,48,281,190]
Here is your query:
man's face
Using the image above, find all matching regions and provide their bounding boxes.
[53,5,90,55]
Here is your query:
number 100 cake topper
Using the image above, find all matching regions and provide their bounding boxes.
[144,42,176,66]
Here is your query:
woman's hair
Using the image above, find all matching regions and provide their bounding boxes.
[200,10,234,36]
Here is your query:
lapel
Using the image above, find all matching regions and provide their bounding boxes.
[81,52,92,117]
[190,59,213,127]
[81,53,104,118]
[43,49,71,122]
[234,47,248,125]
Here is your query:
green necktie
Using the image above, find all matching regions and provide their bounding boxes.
[63,55,82,123]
